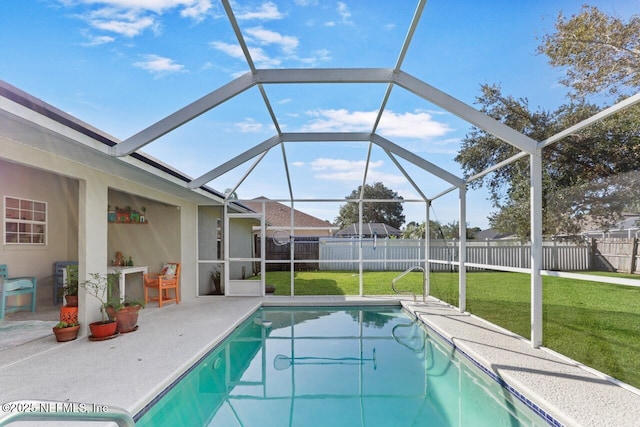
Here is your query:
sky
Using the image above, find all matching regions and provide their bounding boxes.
[1,0,638,229]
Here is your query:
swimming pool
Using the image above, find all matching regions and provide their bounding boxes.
[135,306,552,426]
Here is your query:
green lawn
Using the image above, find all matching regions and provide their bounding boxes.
[259,270,640,389]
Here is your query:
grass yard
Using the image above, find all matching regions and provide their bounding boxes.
[259,270,640,389]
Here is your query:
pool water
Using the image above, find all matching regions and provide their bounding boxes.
[136,307,550,426]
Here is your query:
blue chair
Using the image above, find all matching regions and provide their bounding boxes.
[0,264,37,319]
[54,261,77,305]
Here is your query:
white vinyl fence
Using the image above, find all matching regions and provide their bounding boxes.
[318,238,591,272]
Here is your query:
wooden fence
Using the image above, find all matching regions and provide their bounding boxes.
[590,238,640,274]
[256,237,320,271]
[257,236,640,274]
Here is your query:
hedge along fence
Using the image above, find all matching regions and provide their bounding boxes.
[258,236,640,273]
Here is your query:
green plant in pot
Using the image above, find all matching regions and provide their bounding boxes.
[105,298,144,333]
[210,267,222,295]
[52,321,80,342]
[63,268,79,307]
[81,272,118,339]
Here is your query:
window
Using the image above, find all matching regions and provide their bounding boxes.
[4,196,47,245]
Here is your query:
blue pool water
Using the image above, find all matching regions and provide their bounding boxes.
[136,307,551,426]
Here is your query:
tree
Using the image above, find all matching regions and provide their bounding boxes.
[335,182,405,229]
[537,5,640,99]
[457,85,640,238]
[456,6,640,239]
[223,188,238,199]
[401,221,426,239]
[401,220,480,240]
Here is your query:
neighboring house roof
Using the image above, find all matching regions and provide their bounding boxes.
[582,213,640,238]
[243,197,337,233]
[472,228,516,240]
[336,223,402,238]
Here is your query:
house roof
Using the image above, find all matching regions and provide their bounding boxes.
[243,197,336,231]
[0,80,253,212]
[473,228,516,240]
[336,223,402,238]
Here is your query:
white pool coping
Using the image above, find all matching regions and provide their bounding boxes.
[401,298,640,427]
[1,295,639,426]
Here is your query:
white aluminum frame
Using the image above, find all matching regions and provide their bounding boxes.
[105,0,640,349]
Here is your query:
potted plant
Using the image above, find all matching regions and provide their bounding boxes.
[82,272,118,339]
[52,321,80,342]
[210,267,222,294]
[63,271,78,307]
[106,299,144,333]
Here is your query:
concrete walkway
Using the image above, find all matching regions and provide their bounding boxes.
[402,299,640,427]
[1,296,639,426]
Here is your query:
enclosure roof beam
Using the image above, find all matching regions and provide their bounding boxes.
[360,142,374,200]
[394,70,538,154]
[372,0,428,134]
[280,143,294,200]
[227,149,270,201]
[372,134,464,187]
[429,185,458,201]
[221,0,256,73]
[112,72,256,157]
[188,135,281,189]
[540,91,640,149]
[253,68,395,84]
[384,149,428,201]
[280,132,372,142]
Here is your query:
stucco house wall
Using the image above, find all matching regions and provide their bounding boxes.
[1,136,200,332]
[0,158,79,307]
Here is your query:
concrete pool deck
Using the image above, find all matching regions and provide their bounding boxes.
[0,296,639,426]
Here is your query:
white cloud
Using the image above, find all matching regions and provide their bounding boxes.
[248,47,282,67]
[180,0,213,21]
[77,0,212,15]
[234,118,264,133]
[133,54,186,76]
[235,1,284,20]
[336,2,352,24]
[86,8,158,37]
[311,158,381,171]
[378,110,452,139]
[210,40,282,67]
[74,1,212,38]
[81,34,116,46]
[309,158,405,185]
[301,109,376,132]
[244,26,299,54]
[298,48,331,65]
[210,41,244,59]
[300,109,452,141]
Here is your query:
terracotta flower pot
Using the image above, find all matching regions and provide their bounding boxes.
[65,295,78,307]
[89,320,117,338]
[53,325,80,342]
[60,306,79,324]
[114,305,141,333]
